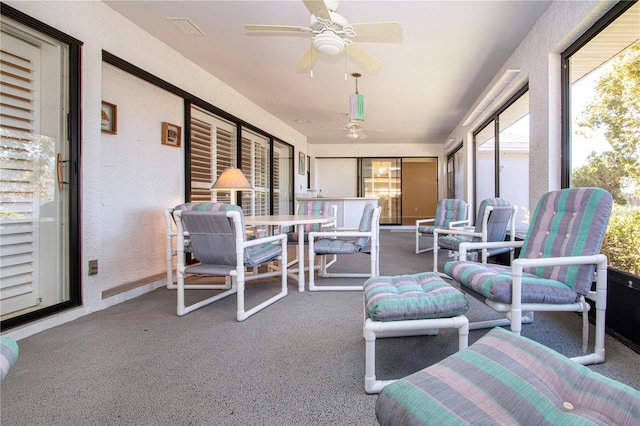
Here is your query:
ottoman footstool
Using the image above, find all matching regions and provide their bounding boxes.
[363,272,469,394]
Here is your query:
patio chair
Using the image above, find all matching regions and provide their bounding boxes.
[287,200,338,243]
[444,187,613,365]
[173,204,288,321]
[165,202,272,287]
[433,198,516,273]
[307,203,382,291]
[415,198,468,254]
[285,200,338,277]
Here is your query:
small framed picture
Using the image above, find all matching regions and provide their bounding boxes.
[298,151,306,175]
[162,122,181,147]
[101,101,117,134]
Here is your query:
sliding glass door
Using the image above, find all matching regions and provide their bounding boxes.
[360,158,401,224]
[1,10,80,328]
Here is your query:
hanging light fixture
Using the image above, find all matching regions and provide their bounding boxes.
[349,72,364,122]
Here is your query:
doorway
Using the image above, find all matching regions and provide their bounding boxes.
[358,157,438,225]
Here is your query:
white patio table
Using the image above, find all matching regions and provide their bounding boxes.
[244,214,336,292]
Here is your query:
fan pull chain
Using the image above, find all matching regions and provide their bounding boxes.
[344,49,348,80]
[310,42,314,78]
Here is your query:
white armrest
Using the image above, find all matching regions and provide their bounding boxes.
[512,253,606,270]
[242,232,287,248]
[458,240,523,259]
[449,219,470,229]
[416,218,435,227]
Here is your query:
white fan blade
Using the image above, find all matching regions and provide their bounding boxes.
[245,24,313,33]
[296,45,318,70]
[350,22,403,38]
[345,42,381,73]
[303,0,331,20]
[357,130,368,139]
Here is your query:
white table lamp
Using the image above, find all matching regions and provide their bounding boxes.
[210,167,252,205]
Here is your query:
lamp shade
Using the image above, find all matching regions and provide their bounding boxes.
[210,167,252,191]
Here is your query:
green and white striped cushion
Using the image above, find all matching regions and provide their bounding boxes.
[444,261,580,304]
[364,272,469,321]
[376,327,640,426]
[1,336,19,382]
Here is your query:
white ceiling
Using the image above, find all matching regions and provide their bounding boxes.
[103,0,552,145]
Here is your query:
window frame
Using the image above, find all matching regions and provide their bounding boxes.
[472,84,529,206]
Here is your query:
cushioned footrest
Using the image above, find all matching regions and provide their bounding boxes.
[376,327,640,425]
[364,272,469,321]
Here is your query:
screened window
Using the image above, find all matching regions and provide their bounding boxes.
[561,0,639,351]
[473,86,530,233]
[446,146,463,199]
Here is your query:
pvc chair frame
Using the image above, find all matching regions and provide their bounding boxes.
[173,209,287,321]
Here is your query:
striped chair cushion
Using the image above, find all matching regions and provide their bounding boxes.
[174,203,246,249]
[1,336,19,382]
[376,327,640,426]
[313,238,361,255]
[444,261,580,304]
[364,272,469,321]
[288,201,333,242]
[418,199,467,236]
[473,198,511,233]
[174,202,234,213]
[518,187,613,296]
[355,203,376,248]
[244,242,283,267]
[416,225,436,235]
[436,234,472,251]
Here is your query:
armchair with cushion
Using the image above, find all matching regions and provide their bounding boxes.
[433,198,516,273]
[173,203,287,321]
[415,198,468,254]
[307,203,382,291]
[444,187,613,365]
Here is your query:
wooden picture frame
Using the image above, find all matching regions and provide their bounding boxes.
[101,101,117,134]
[162,122,181,147]
[298,151,306,175]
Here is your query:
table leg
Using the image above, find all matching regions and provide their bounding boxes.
[297,223,305,292]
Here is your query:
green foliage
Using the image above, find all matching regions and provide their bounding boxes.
[572,151,628,203]
[602,205,640,275]
[575,42,640,197]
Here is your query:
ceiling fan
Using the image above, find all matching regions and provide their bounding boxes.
[244,0,402,73]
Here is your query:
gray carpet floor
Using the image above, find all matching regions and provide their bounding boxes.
[2,230,639,425]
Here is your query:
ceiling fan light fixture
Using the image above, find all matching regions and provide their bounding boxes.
[313,31,345,55]
[345,131,359,140]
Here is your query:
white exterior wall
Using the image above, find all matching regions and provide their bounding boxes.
[4,0,619,338]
